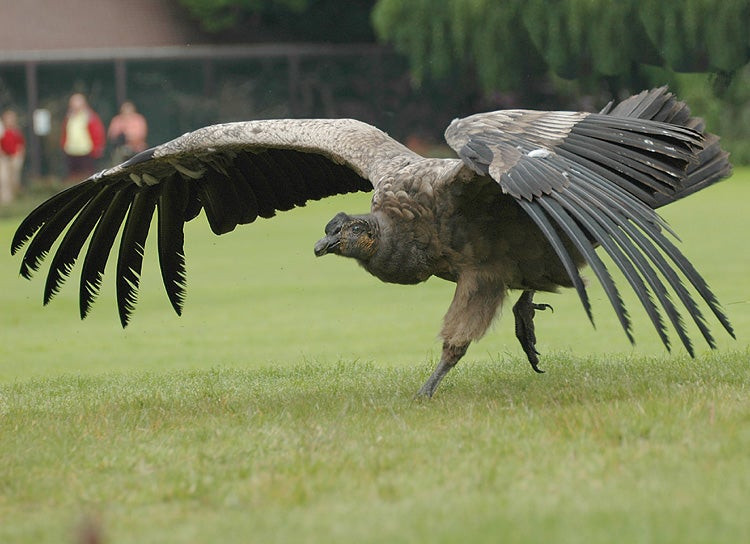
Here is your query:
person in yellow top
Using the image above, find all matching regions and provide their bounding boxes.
[60,93,105,184]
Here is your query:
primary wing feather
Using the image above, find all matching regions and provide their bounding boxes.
[156,175,189,316]
[116,185,159,326]
[43,180,128,305]
[12,118,420,323]
[446,87,733,353]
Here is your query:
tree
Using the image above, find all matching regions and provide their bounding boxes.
[372,0,750,94]
[178,0,376,42]
[176,0,750,160]
[371,0,546,94]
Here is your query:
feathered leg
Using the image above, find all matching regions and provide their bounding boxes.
[512,290,553,373]
[418,272,505,397]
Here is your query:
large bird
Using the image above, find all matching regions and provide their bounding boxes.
[12,87,734,397]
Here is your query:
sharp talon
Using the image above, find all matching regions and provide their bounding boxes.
[513,291,550,375]
[529,356,545,373]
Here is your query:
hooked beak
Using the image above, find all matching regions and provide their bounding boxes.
[314,235,340,257]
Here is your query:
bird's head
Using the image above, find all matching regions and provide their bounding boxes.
[314,212,379,261]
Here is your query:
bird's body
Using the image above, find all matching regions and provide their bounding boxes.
[12,88,734,396]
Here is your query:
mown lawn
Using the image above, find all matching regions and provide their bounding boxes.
[1,169,749,543]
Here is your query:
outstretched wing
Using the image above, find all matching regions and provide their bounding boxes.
[445,87,734,355]
[12,118,421,326]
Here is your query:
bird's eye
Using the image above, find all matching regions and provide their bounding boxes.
[351,224,365,235]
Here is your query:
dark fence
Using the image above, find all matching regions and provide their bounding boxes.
[0,44,460,182]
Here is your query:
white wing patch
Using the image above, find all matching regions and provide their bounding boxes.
[171,161,206,179]
[528,148,553,159]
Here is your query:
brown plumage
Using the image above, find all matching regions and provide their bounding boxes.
[12,87,734,397]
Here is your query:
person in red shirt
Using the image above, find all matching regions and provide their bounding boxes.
[60,93,105,184]
[0,109,25,205]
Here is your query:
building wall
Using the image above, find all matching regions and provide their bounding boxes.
[0,0,202,51]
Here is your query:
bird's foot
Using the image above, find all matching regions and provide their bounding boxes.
[416,342,469,398]
[533,303,554,313]
[512,291,552,374]
[416,379,441,399]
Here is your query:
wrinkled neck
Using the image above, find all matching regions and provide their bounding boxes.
[359,212,434,285]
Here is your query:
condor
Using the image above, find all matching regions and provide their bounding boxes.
[12,88,734,397]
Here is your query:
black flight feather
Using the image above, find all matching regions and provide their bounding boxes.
[566,133,685,189]
[157,175,189,316]
[43,180,128,304]
[295,153,334,199]
[224,164,260,225]
[252,151,299,211]
[554,146,659,205]
[561,136,678,196]
[19,182,100,279]
[195,167,243,235]
[11,181,94,255]
[517,199,593,324]
[263,150,310,207]
[183,184,203,222]
[235,152,280,218]
[571,173,717,348]
[331,160,372,194]
[631,215,735,339]
[568,183,698,354]
[116,185,158,327]
[572,160,732,339]
[566,162,679,238]
[79,186,135,319]
[551,190,672,351]
[537,196,634,343]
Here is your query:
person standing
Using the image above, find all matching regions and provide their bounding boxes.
[0,109,25,205]
[107,100,148,163]
[61,93,105,183]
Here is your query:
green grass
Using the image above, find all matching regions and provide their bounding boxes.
[1,170,749,543]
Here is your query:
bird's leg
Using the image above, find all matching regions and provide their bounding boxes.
[512,290,553,373]
[417,342,470,398]
[418,273,504,398]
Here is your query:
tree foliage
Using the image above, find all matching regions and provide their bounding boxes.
[371,0,545,92]
[179,0,307,33]
[372,0,750,92]
[178,0,376,42]
[174,0,750,162]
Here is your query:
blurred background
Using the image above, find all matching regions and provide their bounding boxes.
[1,0,749,204]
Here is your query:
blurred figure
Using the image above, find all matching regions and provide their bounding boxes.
[0,109,25,205]
[108,100,148,164]
[61,93,105,183]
